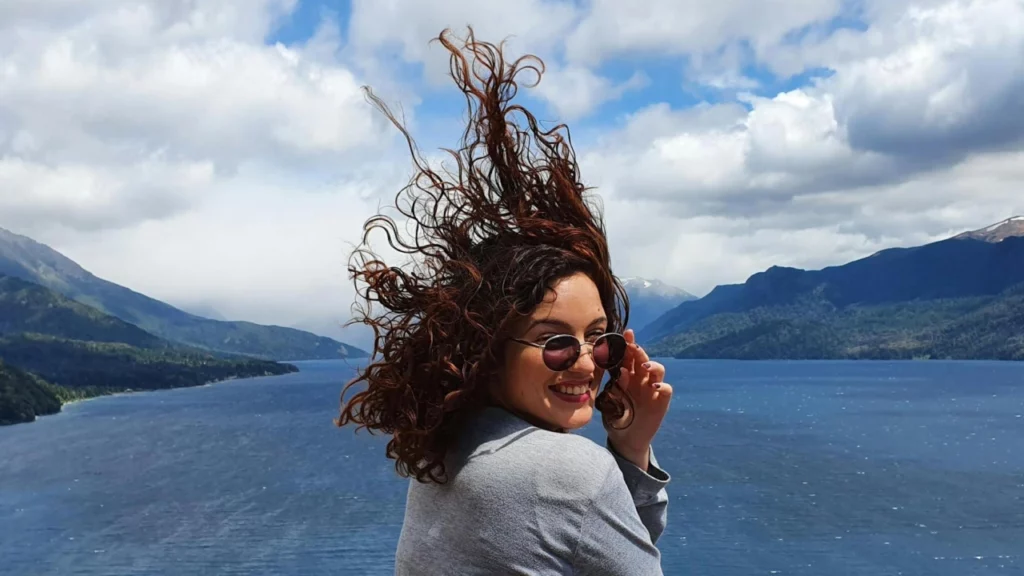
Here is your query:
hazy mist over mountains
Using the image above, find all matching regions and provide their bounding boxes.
[0,227,366,360]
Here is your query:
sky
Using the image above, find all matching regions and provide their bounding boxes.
[2,0,1023,350]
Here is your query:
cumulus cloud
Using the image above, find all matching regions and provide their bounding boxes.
[563,0,843,65]
[754,0,1024,160]
[833,0,1024,159]
[0,158,213,232]
[602,147,1024,295]
[3,0,1023,341]
[563,0,1024,293]
[532,67,649,120]
[345,0,576,83]
[0,0,395,234]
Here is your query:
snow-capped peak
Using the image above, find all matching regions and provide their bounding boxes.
[956,216,1024,243]
[983,216,1022,232]
[622,277,652,289]
[621,277,694,299]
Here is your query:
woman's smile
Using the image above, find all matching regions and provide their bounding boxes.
[549,381,593,404]
[549,378,595,404]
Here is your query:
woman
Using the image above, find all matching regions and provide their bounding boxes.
[338,28,674,575]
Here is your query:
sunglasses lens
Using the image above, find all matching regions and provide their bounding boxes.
[593,333,626,369]
[542,335,580,371]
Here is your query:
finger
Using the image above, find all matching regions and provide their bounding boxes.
[643,360,666,385]
[624,329,636,345]
[616,366,631,391]
[633,345,651,385]
[621,341,639,376]
[653,381,674,400]
[635,342,648,359]
[629,344,646,381]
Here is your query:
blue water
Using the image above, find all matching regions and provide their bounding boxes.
[1,359,1022,575]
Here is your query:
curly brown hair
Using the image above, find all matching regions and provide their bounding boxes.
[336,28,631,483]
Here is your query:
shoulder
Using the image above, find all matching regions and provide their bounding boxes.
[466,428,619,501]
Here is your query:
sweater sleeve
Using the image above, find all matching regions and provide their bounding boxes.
[571,463,665,576]
[606,440,671,544]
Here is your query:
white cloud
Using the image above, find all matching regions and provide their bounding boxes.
[49,162,410,350]
[581,0,1024,293]
[0,0,395,234]
[564,0,843,65]
[532,67,648,120]
[345,0,576,83]
[830,0,1024,158]
[604,153,1024,296]
[0,157,213,231]
[3,0,1024,344]
[0,0,298,43]
[583,0,1024,202]
[759,0,1024,159]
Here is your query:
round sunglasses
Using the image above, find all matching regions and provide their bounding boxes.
[509,332,627,372]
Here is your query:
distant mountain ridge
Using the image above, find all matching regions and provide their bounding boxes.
[0,274,297,425]
[621,277,697,333]
[641,217,1024,360]
[0,227,366,360]
[0,275,167,348]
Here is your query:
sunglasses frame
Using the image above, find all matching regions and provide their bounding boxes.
[509,332,627,372]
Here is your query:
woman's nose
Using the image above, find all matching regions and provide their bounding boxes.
[570,344,597,372]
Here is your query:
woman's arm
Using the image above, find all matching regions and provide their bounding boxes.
[608,440,670,543]
[571,462,666,575]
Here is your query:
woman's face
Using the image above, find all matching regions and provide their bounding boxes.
[497,271,609,431]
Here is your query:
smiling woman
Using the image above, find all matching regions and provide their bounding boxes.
[336,28,674,575]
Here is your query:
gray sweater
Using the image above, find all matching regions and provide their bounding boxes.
[394,406,670,575]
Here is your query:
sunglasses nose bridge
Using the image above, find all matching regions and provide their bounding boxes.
[576,340,617,368]
[567,342,597,370]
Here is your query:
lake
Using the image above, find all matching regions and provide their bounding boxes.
[1,359,1022,575]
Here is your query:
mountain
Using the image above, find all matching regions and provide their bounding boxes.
[0,275,168,348]
[0,361,61,426]
[621,277,697,333]
[640,217,1024,360]
[0,274,298,425]
[177,302,228,321]
[0,227,366,360]
[953,216,1024,243]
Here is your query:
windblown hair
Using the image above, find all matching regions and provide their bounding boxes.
[336,28,630,483]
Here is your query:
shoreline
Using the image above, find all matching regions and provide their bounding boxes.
[58,375,243,408]
[5,371,293,428]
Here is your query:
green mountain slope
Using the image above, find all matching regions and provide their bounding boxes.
[0,275,167,348]
[0,227,366,360]
[652,284,1024,360]
[0,361,61,426]
[0,276,298,426]
[642,217,1024,360]
[0,333,297,394]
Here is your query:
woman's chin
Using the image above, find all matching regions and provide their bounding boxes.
[519,400,595,431]
[558,405,594,431]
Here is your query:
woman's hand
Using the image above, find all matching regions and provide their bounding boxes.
[603,329,673,471]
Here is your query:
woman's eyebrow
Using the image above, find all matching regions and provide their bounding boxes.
[525,316,608,333]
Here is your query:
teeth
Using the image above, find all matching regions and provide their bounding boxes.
[554,384,588,396]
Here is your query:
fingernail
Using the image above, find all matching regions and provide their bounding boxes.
[642,362,651,369]
[654,383,662,389]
